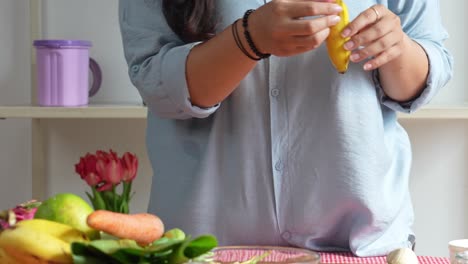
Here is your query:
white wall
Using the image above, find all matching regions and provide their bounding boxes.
[0,0,466,258]
[431,0,467,104]
[0,1,32,207]
[403,120,468,256]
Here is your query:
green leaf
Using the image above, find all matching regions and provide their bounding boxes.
[71,242,93,259]
[183,235,218,259]
[167,236,192,264]
[71,233,218,264]
[90,239,142,254]
[71,242,120,264]
[109,249,146,264]
[146,237,185,253]
[72,254,106,264]
[163,228,185,241]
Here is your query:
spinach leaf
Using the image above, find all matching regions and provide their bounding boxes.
[71,231,218,264]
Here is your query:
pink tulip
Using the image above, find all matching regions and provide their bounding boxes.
[121,152,138,182]
[96,149,119,163]
[96,150,123,188]
[75,157,85,177]
[84,172,101,187]
[75,153,102,187]
[75,149,138,213]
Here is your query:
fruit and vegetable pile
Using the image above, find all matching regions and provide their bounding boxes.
[0,193,217,264]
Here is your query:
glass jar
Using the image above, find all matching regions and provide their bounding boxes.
[456,251,468,264]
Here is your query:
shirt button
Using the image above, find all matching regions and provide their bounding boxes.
[274,161,283,171]
[270,89,280,97]
[131,65,140,72]
[282,231,292,240]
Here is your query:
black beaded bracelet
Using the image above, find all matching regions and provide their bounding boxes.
[231,20,261,61]
[242,9,271,59]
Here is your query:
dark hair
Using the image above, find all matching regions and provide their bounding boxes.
[162,0,217,43]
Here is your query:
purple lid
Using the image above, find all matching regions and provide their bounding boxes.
[33,40,92,48]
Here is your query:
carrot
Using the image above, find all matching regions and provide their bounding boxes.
[87,210,165,246]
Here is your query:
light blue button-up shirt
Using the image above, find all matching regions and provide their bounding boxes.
[118,0,453,256]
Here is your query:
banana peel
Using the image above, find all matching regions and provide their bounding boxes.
[326,0,351,74]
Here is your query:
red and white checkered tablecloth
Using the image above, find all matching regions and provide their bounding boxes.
[320,252,449,264]
[213,249,450,264]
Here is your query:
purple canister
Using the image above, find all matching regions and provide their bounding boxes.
[33,40,102,107]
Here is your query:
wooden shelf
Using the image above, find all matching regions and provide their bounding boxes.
[1,104,468,120]
[0,104,147,119]
[397,104,468,120]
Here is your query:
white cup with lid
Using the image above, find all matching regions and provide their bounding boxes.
[449,239,468,264]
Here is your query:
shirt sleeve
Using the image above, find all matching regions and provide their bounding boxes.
[118,0,220,119]
[373,0,454,113]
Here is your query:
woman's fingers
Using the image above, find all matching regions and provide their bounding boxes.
[285,1,343,19]
[349,31,400,63]
[334,4,407,70]
[341,4,385,38]
[362,43,403,71]
[247,0,348,56]
[294,28,331,51]
[288,15,340,36]
[344,15,400,51]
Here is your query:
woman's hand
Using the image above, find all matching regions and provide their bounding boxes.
[342,4,411,71]
[341,4,429,102]
[248,0,344,57]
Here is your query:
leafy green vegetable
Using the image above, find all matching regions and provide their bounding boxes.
[72,242,120,264]
[71,228,218,264]
[162,228,185,241]
[90,239,142,254]
[183,235,219,259]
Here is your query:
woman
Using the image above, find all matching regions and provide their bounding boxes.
[118,0,452,256]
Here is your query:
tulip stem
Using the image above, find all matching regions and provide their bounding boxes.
[90,187,106,210]
[123,181,132,214]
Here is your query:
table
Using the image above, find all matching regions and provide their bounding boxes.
[213,248,449,264]
[320,252,449,264]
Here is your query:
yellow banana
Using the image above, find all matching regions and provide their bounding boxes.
[0,219,88,263]
[0,248,17,264]
[0,227,72,263]
[2,247,50,264]
[17,219,89,243]
[326,0,351,74]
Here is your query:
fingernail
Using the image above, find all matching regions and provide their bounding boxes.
[341,28,351,38]
[364,63,373,70]
[332,5,343,12]
[344,40,354,50]
[350,53,360,62]
[330,15,341,24]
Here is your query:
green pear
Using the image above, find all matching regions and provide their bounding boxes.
[34,193,99,240]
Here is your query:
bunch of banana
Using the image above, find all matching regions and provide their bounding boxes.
[0,219,89,264]
[326,0,351,74]
[0,247,16,264]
